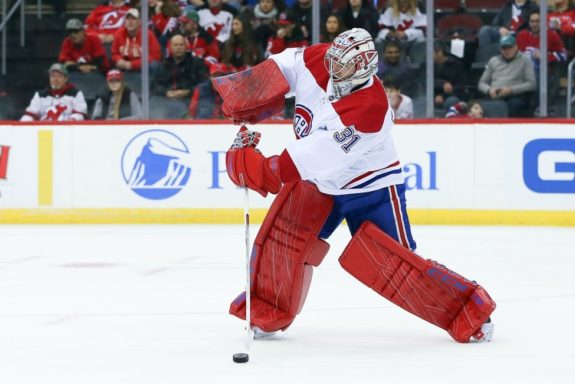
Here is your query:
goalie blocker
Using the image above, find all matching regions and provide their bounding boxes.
[340,221,496,343]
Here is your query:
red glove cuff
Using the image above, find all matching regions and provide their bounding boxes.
[226,147,281,197]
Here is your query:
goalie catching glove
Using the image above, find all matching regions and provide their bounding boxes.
[226,126,281,198]
[212,60,290,124]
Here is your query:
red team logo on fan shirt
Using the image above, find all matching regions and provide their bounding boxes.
[293,104,313,138]
[205,23,225,40]
[45,105,68,121]
[100,11,125,30]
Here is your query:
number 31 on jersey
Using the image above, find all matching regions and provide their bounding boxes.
[333,126,360,153]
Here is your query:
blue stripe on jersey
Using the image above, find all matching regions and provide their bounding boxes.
[319,183,417,250]
[351,168,402,189]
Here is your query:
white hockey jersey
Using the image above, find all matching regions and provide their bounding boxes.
[197,7,233,44]
[270,45,404,196]
[377,8,427,42]
[20,85,87,122]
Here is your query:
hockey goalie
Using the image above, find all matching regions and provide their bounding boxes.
[214,28,496,343]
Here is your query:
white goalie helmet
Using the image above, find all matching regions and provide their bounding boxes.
[324,28,379,99]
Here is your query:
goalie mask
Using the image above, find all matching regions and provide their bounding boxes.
[324,28,378,99]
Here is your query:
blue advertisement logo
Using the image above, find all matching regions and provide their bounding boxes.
[121,129,191,200]
[523,139,575,194]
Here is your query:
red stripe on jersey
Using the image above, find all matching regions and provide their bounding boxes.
[332,77,388,133]
[303,43,331,91]
[390,185,409,248]
[342,160,400,188]
[279,149,302,183]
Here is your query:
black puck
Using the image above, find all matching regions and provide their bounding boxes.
[233,352,249,363]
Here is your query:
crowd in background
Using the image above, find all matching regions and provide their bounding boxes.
[16,0,575,121]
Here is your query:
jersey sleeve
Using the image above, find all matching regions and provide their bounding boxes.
[69,91,88,121]
[269,48,302,98]
[22,92,42,121]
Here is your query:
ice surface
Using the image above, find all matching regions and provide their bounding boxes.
[0,224,574,384]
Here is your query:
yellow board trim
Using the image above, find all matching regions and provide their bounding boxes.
[37,130,53,206]
[0,209,574,226]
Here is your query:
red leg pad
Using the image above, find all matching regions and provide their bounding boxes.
[229,181,334,332]
[339,221,496,343]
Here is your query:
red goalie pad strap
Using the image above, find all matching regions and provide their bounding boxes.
[229,181,334,332]
[226,147,281,197]
[212,60,290,124]
[339,221,496,343]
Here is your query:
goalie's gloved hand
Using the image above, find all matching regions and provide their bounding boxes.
[226,146,281,198]
[230,125,261,149]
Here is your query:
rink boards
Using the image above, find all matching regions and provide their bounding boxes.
[0,119,573,225]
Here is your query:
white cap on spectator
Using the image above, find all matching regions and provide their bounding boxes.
[65,18,83,31]
[49,63,68,76]
[126,8,140,19]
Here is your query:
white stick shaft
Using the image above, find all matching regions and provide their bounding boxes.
[244,187,252,350]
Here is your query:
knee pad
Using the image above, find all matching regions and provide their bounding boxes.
[230,181,334,332]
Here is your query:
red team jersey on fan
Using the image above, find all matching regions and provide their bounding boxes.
[270,44,404,196]
[111,27,162,70]
[85,1,131,37]
[548,9,575,35]
[516,28,567,63]
[58,33,110,70]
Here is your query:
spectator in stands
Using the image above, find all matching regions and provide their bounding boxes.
[549,0,575,36]
[377,0,426,45]
[221,16,261,71]
[445,100,484,119]
[517,10,567,71]
[153,34,209,104]
[518,10,567,112]
[179,7,221,64]
[112,8,162,73]
[189,62,231,119]
[20,63,87,122]
[252,0,280,52]
[85,0,132,44]
[382,76,413,119]
[321,13,346,43]
[290,0,328,43]
[147,0,182,46]
[197,0,237,44]
[478,0,538,48]
[377,40,417,97]
[433,41,467,110]
[183,0,205,9]
[478,35,536,117]
[266,11,308,56]
[339,0,379,39]
[91,69,143,120]
[59,18,110,73]
[253,0,279,22]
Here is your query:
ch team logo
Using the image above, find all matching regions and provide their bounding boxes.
[523,139,575,194]
[121,130,192,200]
[293,104,314,138]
